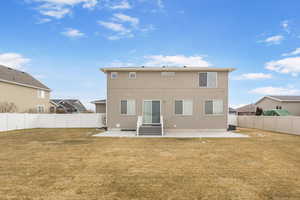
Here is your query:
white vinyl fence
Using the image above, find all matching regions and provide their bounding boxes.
[228,114,237,126]
[0,113,106,132]
[237,116,300,136]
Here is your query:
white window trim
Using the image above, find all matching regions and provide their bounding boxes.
[204,99,224,116]
[111,72,118,79]
[120,99,136,116]
[37,90,45,99]
[128,72,136,79]
[37,105,45,113]
[142,99,162,124]
[174,99,193,116]
[198,72,218,88]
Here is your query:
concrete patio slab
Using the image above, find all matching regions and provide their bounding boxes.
[93,130,248,138]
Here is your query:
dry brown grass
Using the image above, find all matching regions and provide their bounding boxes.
[0,128,300,200]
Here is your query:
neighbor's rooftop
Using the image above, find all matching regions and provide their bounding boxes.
[255,95,300,104]
[100,66,236,72]
[0,65,50,91]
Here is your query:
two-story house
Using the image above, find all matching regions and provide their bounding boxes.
[0,65,51,113]
[101,67,235,135]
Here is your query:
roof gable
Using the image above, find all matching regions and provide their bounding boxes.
[0,65,50,90]
[255,95,300,104]
[51,99,87,112]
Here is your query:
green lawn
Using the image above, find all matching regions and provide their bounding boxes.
[0,128,300,200]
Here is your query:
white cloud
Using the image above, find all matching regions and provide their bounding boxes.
[140,24,155,32]
[36,18,52,24]
[281,20,290,33]
[157,0,164,8]
[234,73,272,80]
[62,28,85,38]
[39,7,71,19]
[144,55,211,67]
[106,35,122,40]
[265,56,300,76]
[82,0,97,8]
[282,48,300,56]
[98,21,130,34]
[109,0,131,9]
[262,35,284,45]
[250,86,300,95]
[0,53,30,70]
[32,0,98,7]
[29,0,98,19]
[112,13,139,27]
[98,20,135,40]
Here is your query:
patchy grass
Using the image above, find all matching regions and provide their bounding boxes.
[0,128,300,200]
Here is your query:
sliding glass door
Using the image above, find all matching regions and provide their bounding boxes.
[143,100,161,124]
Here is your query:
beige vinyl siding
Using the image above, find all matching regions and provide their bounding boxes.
[256,97,300,116]
[95,104,106,113]
[106,71,229,130]
[0,81,50,113]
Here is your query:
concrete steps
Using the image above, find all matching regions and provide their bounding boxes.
[139,124,162,136]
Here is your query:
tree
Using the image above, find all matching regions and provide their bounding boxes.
[0,102,17,113]
[255,107,263,116]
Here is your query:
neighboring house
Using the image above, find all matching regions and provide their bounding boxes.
[255,96,300,116]
[50,99,88,113]
[236,104,256,115]
[101,67,235,134]
[229,107,237,115]
[0,65,51,113]
[91,99,106,113]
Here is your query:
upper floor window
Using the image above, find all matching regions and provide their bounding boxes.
[37,90,45,99]
[175,99,193,116]
[199,72,217,88]
[205,100,223,115]
[121,99,136,115]
[111,72,118,79]
[129,72,136,79]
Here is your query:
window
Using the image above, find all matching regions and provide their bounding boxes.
[37,90,45,98]
[175,100,193,115]
[121,100,135,115]
[161,72,175,76]
[37,105,45,113]
[129,72,136,79]
[205,100,223,115]
[111,72,118,79]
[199,72,217,88]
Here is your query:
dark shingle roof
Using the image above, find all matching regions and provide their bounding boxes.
[51,99,87,113]
[269,95,300,102]
[0,65,50,90]
[229,107,236,113]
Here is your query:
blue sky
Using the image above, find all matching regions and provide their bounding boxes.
[1,0,300,109]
